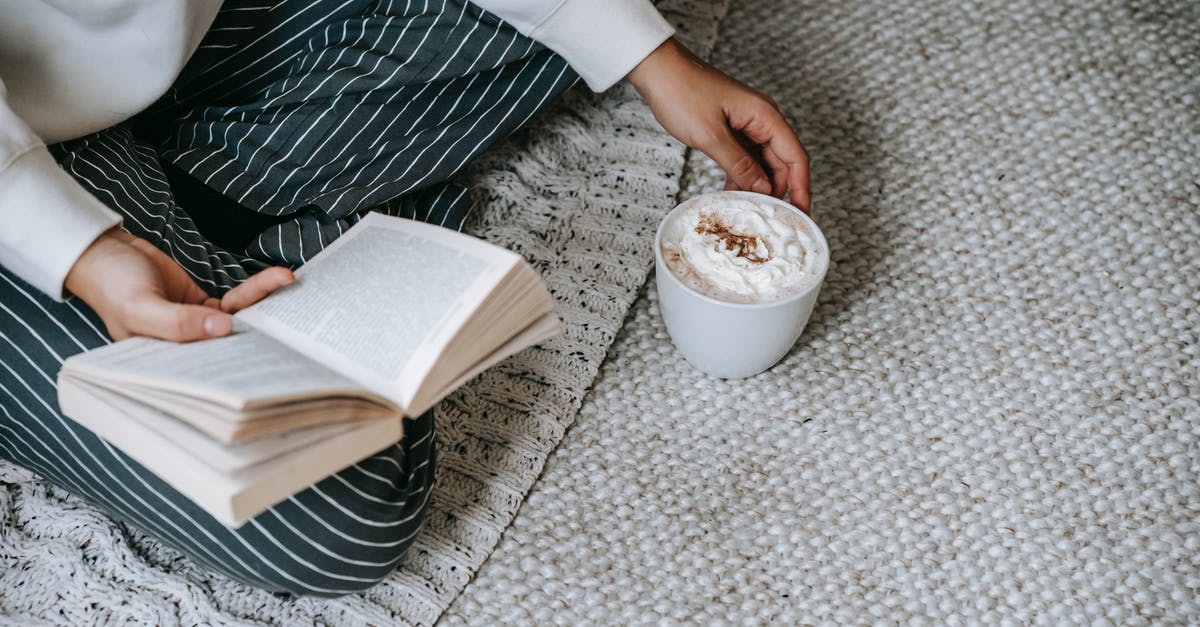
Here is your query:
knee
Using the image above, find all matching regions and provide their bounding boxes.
[249,450,436,597]
[239,413,437,597]
[248,504,433,598]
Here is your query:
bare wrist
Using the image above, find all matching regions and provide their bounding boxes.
[627,38,693,93]
[64,228,121,301]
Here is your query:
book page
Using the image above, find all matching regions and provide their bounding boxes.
[115,382,394,443]
[61,331,379,411]
[235,213,517,407]
[58,377,402,527]
[64,377,368,473]
[407,313,561,416]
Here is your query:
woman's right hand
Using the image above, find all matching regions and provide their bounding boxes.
[627,38,811,212]
[64,229,294,342]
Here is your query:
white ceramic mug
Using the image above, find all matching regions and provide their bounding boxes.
[654,191,829,379]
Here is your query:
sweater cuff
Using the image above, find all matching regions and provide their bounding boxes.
[0,147,122,300]
[530,0,674,92]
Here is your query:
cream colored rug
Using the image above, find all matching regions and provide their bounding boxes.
[0,2,728,624]
[445,0,1200,623]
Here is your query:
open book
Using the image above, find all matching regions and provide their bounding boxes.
[57,213,559,526]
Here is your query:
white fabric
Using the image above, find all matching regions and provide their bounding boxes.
[0,0,669,300]
[472,0,675,91]
[0,146,121,299]
[0,74,125,300]
[0,0,222,145]
[0,0,221,300]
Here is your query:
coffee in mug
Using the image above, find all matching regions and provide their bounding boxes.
[654,191,828,379]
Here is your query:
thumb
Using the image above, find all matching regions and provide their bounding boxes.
[702,126,772,195]
[126,300,233,342]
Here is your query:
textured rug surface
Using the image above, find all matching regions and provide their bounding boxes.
[0,2,726,625]
[445,0,1200,624]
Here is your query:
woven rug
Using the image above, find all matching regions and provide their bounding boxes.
[444,0,1200,623]
[0,2,727,624]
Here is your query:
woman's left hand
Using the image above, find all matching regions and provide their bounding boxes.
[626,38,811,213]
[65,228,294,342]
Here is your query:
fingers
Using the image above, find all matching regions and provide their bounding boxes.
[783,146,811,212]
[125,234,221,305]
[760,143,793,198]
[703,126,773,195]
[731,98,812,213]
[124,300,233,342]
[221,266,295,314]
[626,39,810,211]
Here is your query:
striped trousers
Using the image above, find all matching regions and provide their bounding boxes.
[0,0,576,597]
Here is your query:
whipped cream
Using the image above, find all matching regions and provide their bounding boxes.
[660,196,824,303]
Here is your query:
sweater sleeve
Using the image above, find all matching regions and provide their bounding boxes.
[469,0,674,92]
[0,76,122,301]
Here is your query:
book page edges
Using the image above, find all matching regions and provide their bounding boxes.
[69,372,393,442]
[113,383,395,443]
[434,262,548,368]
[60,341,395,413]
[406,313,561,416]
[62,377,372,472]
[58,379,402,527]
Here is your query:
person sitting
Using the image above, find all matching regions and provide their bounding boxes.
[0,0,809,596]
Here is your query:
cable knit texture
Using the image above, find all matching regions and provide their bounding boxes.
[0,1,725,624]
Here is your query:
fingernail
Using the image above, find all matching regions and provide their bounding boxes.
[204,315,231,337]
[751,178,771,194]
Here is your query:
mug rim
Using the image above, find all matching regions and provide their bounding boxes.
[654,190,829,310]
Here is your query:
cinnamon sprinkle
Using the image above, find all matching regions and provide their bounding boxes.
[695,212,772,264]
